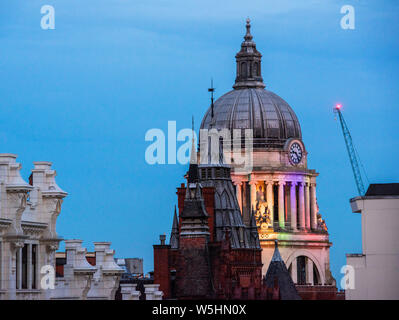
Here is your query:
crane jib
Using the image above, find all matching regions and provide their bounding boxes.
[335,108,366,196]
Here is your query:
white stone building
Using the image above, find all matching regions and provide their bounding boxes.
[346,183,399,300]
[0,153,125,300]
[51,240,124,300]
[0,154,67,299]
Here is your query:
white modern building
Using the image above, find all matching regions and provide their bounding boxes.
[346,183,399,300]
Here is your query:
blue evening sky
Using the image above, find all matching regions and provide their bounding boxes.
[1,1,398,284]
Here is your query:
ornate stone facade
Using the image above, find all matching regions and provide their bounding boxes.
[0,154,66,299]
[0,154,129,300]
[52,240,124,300]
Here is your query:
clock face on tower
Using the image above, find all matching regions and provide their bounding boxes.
[289,142,303,165]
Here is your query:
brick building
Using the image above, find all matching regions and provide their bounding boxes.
[153,135,301,299]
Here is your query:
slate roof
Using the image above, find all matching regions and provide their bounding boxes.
[264,241,301,300]
[198,164,260,249]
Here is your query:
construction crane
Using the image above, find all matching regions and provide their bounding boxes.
[333,104,366,196]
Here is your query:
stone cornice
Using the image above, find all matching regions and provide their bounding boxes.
[21,220,48,237]
[260,238,332,248]
[246,170,319,179]
[0,218,12,232]
[258,231,329,242]
[0,218,12,225]
[3,234,29,248]
[41,237,63,245]
[21,220,48,229]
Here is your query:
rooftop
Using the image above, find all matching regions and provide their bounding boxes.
[365,183,399,196]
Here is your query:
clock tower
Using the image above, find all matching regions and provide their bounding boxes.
[199,19,336,289]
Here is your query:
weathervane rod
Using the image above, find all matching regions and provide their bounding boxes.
[208,78,215,118]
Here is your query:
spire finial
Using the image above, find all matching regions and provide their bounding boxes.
[170,205,179,249]
[271,239,283,262]
[244,17,253,41]
[190,116,197,165]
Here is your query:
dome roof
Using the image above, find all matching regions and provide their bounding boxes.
[200,19,301,149]
[200,88,301,149]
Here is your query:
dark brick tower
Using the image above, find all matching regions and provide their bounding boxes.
[174,159,213,299]
[153,135,267,299]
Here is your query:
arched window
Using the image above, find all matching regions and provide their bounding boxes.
[254,62,259,76]
[297,256,306,285]
[293,256,320,285]
[241,62,247,78]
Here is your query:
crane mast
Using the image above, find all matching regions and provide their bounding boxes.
[334,105,366,196]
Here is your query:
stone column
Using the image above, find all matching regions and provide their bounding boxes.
[305,183,310,230]
[298,182,305,230]
[307,258,314,285]
[278,181,285,229]
[27,243,32,290]
[291,258,297,284]
[266,181,274,227]
[36,244,42,293]
[310,183,317,230]
[235,182,243,214]
[250,180,257,214]
[7,242,22,299]
[290,182,297,231]
[242,182,248,224]
[17,247,22,290]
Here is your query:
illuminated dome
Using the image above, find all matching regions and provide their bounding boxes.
[200,19,301,149]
